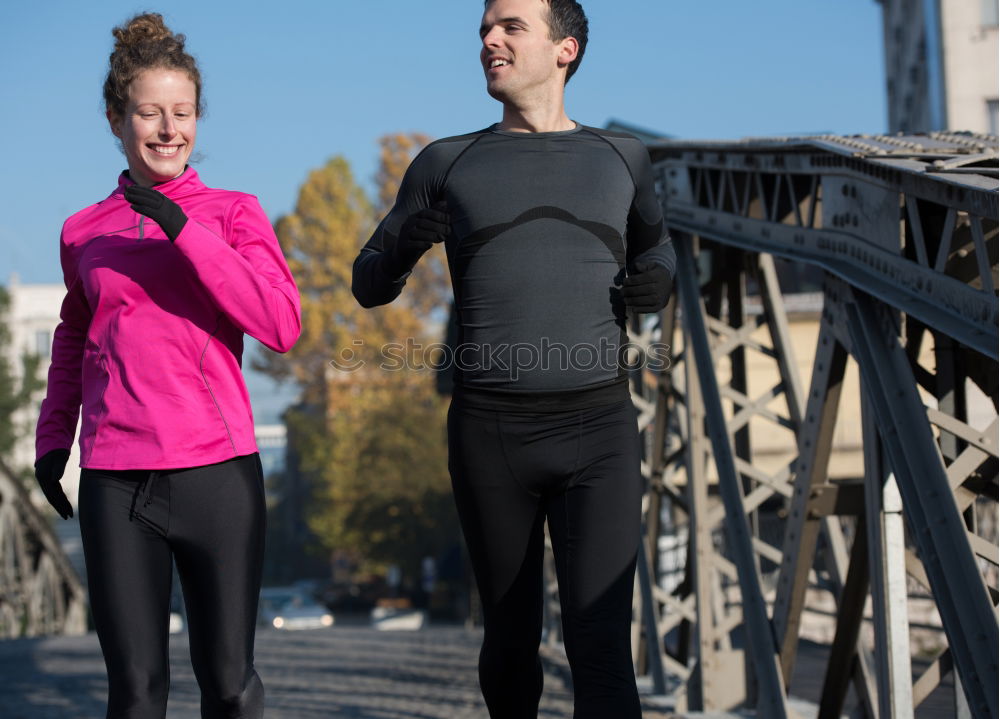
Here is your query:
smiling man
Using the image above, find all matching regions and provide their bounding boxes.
[352,1,673,716]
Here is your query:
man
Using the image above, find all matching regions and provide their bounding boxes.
[353,1,674,716]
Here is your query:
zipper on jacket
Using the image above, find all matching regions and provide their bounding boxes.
[138,216,145,242]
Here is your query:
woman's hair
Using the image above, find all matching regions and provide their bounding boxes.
[103,12,203,119]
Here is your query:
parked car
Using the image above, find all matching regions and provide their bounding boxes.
[169,587,185,634]
[370,597,427,631]
[258,587,334,630]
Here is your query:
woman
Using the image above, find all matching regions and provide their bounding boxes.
[33,13,300,718]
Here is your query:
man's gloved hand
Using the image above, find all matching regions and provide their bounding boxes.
[124,185,188,242]
[385,201,450,278]
[35,448,73,520]
[622,259,673,313]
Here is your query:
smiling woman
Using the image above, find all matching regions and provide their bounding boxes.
[32,11,301,719]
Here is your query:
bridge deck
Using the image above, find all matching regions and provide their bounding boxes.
[0,624,956,718]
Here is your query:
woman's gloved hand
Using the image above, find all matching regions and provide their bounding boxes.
[124,185,188,242]
[35,448,73,519]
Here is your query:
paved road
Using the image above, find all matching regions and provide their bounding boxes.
[1,625,672,719]
[0,626,956,718]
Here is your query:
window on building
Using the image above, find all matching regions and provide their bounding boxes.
[988,100,998,136]
[35,330,51,358]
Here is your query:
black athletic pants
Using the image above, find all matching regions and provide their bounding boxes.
[78,454,266,719]
[448,398,643,719]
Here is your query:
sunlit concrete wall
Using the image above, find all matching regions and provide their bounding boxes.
[940,0,999,133]
[878,0,999,133]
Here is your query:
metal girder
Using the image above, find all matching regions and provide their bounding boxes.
[860,397,914,718]
[627,309,693,702]
[830,283,999,718]
[771,315,849,678]
[684,335,726,711]
[654,151,998,357]
[650,134,1000,213]
[0,457,86,638]
[666,208,996,358]
[650,134,997,715]
[636,523,668,695]
[675,236,790,717]
[817,513,869,719]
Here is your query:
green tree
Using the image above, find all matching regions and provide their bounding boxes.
[260,147,456,587]
[0,286,44,482]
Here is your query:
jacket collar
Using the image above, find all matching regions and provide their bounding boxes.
[113,166,205,200]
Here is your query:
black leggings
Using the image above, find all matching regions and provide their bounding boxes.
[448,398,643,719]
[78,454,266,719]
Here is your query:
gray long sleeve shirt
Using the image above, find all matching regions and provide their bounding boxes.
[353,123,674,410]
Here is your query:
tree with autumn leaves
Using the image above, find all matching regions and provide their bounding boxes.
[257,134,458,591]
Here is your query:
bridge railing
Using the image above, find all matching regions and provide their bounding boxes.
[613,132,999,717]
[0,456,87,639]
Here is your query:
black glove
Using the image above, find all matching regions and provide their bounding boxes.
[384,201,450,278]
[124,185,188,242]
[34,448,73,520]
[622,259,673,313]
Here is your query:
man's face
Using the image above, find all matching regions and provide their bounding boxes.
[479,0,573,104]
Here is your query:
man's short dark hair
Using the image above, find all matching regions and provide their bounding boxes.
[485,0,589,83]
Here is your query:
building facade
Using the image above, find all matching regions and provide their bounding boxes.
[878,0,999,133]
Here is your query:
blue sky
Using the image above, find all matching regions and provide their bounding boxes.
[0,0,887,286]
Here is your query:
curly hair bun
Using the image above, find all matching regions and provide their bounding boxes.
[112,13,177,49]
[104,12,203,119]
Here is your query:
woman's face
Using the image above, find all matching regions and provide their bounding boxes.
[108,68,198,187]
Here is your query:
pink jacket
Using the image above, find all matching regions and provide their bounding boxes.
[36,168,301,470]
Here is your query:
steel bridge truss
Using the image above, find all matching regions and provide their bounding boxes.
[616,132,998,717]
[0,457,86,639]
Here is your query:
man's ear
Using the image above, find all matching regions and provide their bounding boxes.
[556,35,579,69]
[107,109,123,139]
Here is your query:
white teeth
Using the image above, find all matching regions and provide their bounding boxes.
[152,145,179,156]
[490,59,509,68]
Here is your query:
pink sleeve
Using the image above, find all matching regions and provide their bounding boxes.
[172,196,301,353]
[35,231,90,460]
